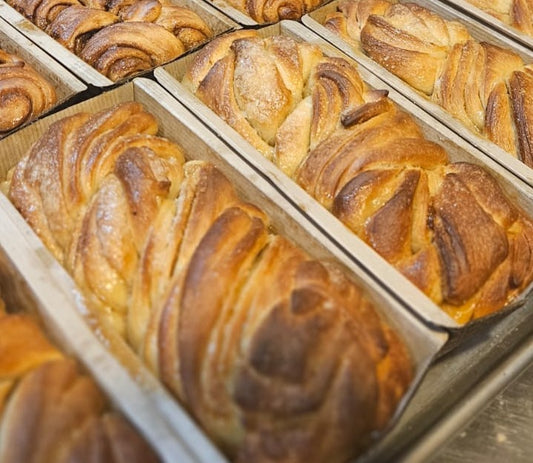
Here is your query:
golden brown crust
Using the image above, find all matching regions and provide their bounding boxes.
[119,0,161,21]
[153,5,212,49]
[8,101,413,462]
[6,0,209,82]
[0,50,57,134]
[464,0,533,35]
[8,0,81,29]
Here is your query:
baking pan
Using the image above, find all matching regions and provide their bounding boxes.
[435,0,533,52]
[0,77,445,462]
[0,0,239,88]
[303,0,533,189]
[0,17,86,137]
[154,20,533,341]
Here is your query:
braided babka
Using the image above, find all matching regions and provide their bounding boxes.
[464,0,533,36]
[222,0,326,23]
[324,0,533,167]
[6,101,413,462]
[181,30,533,324]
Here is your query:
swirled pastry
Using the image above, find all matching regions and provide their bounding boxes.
[7,102,413,462]
[8,0,81,29]
[118,0,162,21]
[46,5,119,54]
[324,0,533,167]
[182,30,533,323]
[79,22,185,80]
[119,2,212,49]
[224,0,326,23]
[0,301,159,462]
[153,5,213,49]
[5,0,212,81]
[0,50,56,134]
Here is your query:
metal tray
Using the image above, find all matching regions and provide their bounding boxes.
[0,77,444,463]
[0,0,239,88]
[303,0,533,189]
[435,0,533,52]
[0,17,86,138]
[154,20,533,342]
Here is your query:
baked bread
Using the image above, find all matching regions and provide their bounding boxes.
[182,30,533,323]
[222,0,326,23]
[46,5,119,54]
[0,49,57,134]
[0,300,159,462]
[464,0,533,36]
[5,0,213,81]
[323,0,533,167]
[79,21,185,80]
[8,0,81,29]
[7,101,413,462]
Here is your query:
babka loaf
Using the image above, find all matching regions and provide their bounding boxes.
[0,49,56,134]
[182,30,533,324]
[0,299,159,462]
[222,0,326,22]
[6,0,213,81]
[323,0,533,167]
[6,102,413,462]
[464,0,533,36]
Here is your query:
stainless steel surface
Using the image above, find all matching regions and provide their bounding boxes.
[155,20,533,334]
[303,0,533,188]
[430,340,533,463]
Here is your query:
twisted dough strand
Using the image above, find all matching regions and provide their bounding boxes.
[224,0,326,23]
[7,102,413,463]
[182,31,533,323]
